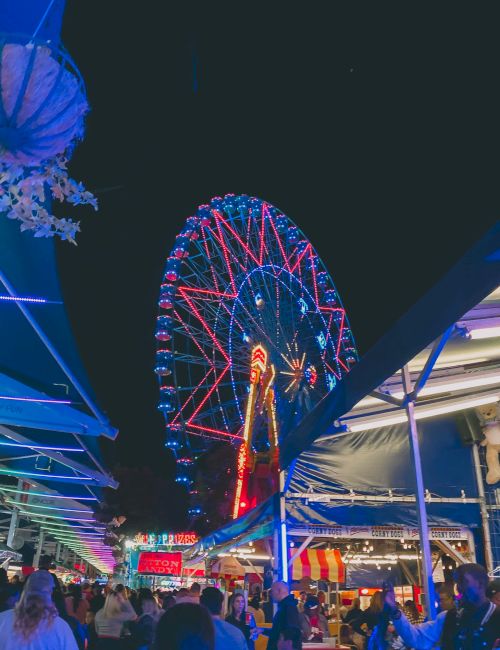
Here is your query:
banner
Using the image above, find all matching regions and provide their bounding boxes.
[291,525,469,541]
[137,552,182,575]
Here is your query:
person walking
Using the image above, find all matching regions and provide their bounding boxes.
[129,590,163,650]
[65,584,90,625]
[344,598,366,650]
[225,592,259,649]
[156,602,215,650]
[385,563,500,650]
[266,581,302,650]
[200,587,247,650]
[0,570,78,650]
[94,590,137,648]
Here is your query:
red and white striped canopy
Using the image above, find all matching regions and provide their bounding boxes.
[292,549,345,582]
[210,556,245,581]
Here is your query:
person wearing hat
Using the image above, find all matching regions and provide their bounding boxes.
[0,570,78,649]
[299,594,329,643]
[486,579,500,608]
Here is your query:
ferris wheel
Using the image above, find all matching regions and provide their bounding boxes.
[155,194,357,512]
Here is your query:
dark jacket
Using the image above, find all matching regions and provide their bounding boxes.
[267,594,302,650]
[344,607,366,636]
[226,612,255,649]
[441,602,500,650]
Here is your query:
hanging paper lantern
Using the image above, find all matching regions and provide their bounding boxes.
[0,39,88,165]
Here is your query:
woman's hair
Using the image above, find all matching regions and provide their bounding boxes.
[351,597,360,609]
[229,592,245,618]
[368,591,384,613]
[102,592,124,618]
[249,594,261,610]
[156,603,214,650]
[13,573,57,641]
[404,600,420,617]
[68,583,82,611]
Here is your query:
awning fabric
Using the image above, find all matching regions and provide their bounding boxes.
[292,549,344,582]
[211,556,245,581]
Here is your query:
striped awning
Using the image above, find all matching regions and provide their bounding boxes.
[292,549,345,582]
[211,556,245,581]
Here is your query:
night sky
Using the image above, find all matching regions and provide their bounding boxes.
[56,3,499,473]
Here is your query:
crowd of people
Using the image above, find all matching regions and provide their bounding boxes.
[0,561,498,649]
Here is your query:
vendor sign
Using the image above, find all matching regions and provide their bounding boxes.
[137,551,182,575]
[293,525,469,540]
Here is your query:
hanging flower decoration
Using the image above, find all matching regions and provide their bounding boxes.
[0,155,97,244]
[0,36,96,242]
[0,39,88,164]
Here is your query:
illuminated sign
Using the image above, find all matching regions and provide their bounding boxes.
[137,551,182,575]
[251,345,267,373]
[134,532,198,546]
[297,526,469,541]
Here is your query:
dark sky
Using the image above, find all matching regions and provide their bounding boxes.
[56,3,499,471]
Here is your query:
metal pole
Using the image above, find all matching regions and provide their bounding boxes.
[402,365,436,620]
[6,479,22,548]
[33,529,45,568]
[472,443,494,573]
[277,471,288,582]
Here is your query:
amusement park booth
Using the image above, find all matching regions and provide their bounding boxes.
[185,223,500,623]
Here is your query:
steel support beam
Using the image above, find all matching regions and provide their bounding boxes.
[402,364,436,620]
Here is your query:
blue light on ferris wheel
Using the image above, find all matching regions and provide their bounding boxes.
[242,332,252,344]
[255,293,265,310]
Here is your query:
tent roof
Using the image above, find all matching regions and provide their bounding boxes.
[281,222,500,467]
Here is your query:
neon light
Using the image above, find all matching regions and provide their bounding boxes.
[0,486,97,500]
[177,286,237,299]
[259,205,266,265]
[4,499,90,513]
[316,332,327,349]
[0,395,72,405]
[0,440,82,452]
[299,298,308,315]
[187,423,242,439]
[268,212,291,272]
[0,295,61,304]
[213,210,260,266]
[171,367,214,424]
[178,289,229,361]
[214,214,237,295]
[251,344,268,372]
[232,442,248,519]
[187,363,230,422]
[0,468,92,480]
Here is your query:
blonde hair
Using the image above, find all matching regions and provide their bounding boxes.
[14,591,57,641]
[102,592,123,618]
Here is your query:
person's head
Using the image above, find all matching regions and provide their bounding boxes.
[85,610,95,626]
[250,594,261,609]
[436,583,455,611]
[486,579,500,607]
[369,591,384,613]
[270,581,290,603]
[299,590,307,603]
[115,583,127,599]
[404,600,419,617]
[317,590,326,605]
[163,594,176,610]
[351,597,360,610]
[190,582,201,595]
[156,603,215,650]
[38,555,53,571]
[304,594,319,616]
[92,583,103,596]
[454,563,489,605]
[102,592,125,618]
[230,592,246,618]
[200,587,224,617]
[10,574,20,585]
[13,570,57,641]
[69,583,82,605]
[340,624,354,644]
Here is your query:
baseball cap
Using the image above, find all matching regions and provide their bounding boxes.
[304,595,319,610]
[486,579,500,598]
